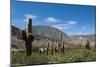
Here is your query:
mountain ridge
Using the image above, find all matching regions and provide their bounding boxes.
[11,25,96,45]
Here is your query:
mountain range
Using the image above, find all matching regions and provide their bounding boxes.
[11,25,96,45]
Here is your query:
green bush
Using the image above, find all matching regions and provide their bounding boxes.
[32,46,39,52]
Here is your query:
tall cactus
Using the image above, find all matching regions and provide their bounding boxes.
[62,42,64,54]
[21,18,34,56]
[85,39,91,50]
[58,33,63,54]
[46,42,49,55]
[60,33,63,44]
[51,42,54,55]
[54,45,57,54]
[59,33,63,47]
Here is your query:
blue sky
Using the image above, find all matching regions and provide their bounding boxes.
[11,0,96,35]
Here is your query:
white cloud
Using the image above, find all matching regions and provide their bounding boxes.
[67,21,77,24]
[24,14,37,23]
[45,17,60,22]
[12,14,38,27]
[25,14,37,19]
[53,24,73,29]
[52,20,77,30]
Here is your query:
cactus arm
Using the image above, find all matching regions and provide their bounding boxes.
[21,30,27,41]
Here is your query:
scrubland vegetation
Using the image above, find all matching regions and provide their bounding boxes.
[11,44,96,66]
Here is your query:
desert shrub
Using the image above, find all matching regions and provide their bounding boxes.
[32,46,39,52]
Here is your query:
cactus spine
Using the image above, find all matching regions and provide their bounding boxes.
[21,18,34,56]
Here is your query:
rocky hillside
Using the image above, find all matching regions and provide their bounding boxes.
[67,34,96,45]
[32,25,69,41]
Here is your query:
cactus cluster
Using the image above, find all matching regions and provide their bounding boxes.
[21,18,34,56]
[58,33,65,54]
[38,33,65,55]
[49,33,65,55]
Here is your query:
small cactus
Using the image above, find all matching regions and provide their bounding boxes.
[21,18,34,56]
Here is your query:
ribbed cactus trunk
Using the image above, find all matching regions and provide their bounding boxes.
[59,33,63,54]
[54,45,58,54]
[85,39,91,50]
[62,42,64,54]
[21,18,34,56]
[27,18,32,33]
[25,41,32,56]
[51,42,54,55]
[58,42,60,54]
[46,42,49,55]
[54,45,56,54]
[26,18,32,56]
[60,33,63,44]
